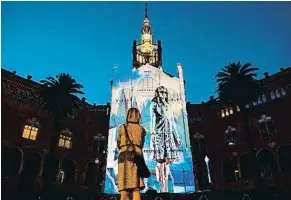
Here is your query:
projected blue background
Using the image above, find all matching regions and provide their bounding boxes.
[104,66,195,194]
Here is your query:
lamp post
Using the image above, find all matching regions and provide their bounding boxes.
[93,157,99,199]
[93,133,106,199]
[204,156,211,184]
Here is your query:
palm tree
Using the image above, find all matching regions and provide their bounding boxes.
[216,62,264,183]
[39,73,84,192]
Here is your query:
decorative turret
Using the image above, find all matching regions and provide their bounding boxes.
[132,3,162,69]
[141,3,152,44]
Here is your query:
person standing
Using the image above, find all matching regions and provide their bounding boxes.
[150,86,182,192]
[117,108,146,200]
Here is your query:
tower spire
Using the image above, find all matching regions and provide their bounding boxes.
[145,3,148,19]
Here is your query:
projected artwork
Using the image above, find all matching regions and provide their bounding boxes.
[104,63,195,194]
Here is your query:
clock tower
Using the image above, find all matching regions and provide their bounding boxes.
[132,3,162,69]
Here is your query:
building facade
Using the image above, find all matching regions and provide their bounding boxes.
[187,67,291,190]
[2,68,110,193]
[2,4,291,194]
[105,6,195,194]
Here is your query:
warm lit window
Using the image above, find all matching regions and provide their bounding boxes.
[225,109,229,116]
[22,118,40,140]
[58,129,72,149]
[221,110,225,118]
[229,107,234,115]
[225,126,238,146]
[258,114,276,139]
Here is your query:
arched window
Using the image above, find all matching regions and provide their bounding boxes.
[61,159,76,183]
[275,89,281,98]
[261,94,267,103]
[58,128,72,149]
[225,126,238,146]
[42,156,59,182]
[222,157,236,182]
[22,118,40,140]
[239,154,256,180]
[225,108,229,116]
[229,107,234,114]
[221,110,225,118]
[191,132,206,156]
[189,114,202,124]
[18,152,42,191]
[137,77,158,91]
[257,149,276,179]
[85,162,95,187]
[93,133,106,153]
[270,90,276,100]
[3,147,23,178]
[280,88,286,96]
[258,114,276,139]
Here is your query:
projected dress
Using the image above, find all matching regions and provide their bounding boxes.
[150,101,180,161]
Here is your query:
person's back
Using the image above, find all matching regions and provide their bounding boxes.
[117,108,146,200]
[118,123,145,155]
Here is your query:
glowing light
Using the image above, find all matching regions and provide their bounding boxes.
[237,106,240,112]
[204,156,212,183]
[143,33,151,40]
[58,129,72,149]
[221,110,225,118]
[22,125,38,140]
[229,108,233,114]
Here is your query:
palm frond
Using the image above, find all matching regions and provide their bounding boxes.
[39,73,85,120]
[215,62,262,106]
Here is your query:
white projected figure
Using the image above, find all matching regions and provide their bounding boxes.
[150,86,182,192]
[156,162,170,192]
[204,156,212,183]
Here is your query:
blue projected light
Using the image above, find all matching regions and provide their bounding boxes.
[104,64,195,194]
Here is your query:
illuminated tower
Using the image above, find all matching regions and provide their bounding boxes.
[105,3,195,194]
[132,3,162,69]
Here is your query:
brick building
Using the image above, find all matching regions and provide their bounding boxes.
[2,66,291,193]
[187,67,291,190]
[1,68,110,193]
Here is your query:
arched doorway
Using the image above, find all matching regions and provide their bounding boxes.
[18,152,42,191]
[239,154,256,181]
[85,162,95,187]
[2,147,23,178]
[43,155,60,183]
[62,159,76,184]
[222,157,236,182]
[257,149,276,179]
[277,144,291,173]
